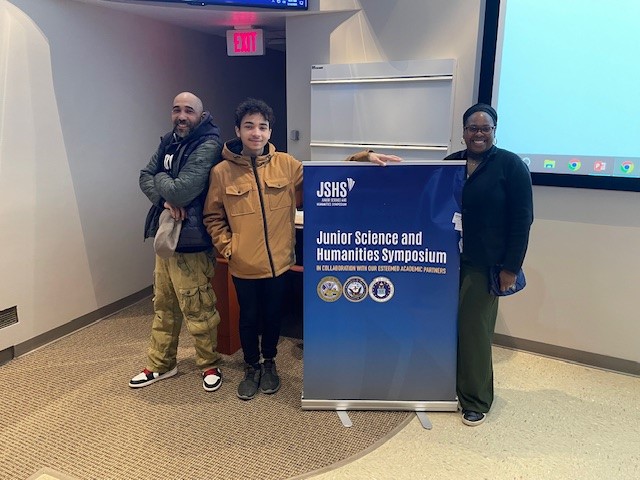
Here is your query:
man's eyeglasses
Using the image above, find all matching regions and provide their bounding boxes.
[464,125,495,134]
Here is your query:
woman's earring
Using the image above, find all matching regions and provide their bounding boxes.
[461,138,465,145]
[493,137,497,145]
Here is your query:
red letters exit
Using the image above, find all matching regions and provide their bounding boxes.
[234,32,257,53]
[226,29,265,56]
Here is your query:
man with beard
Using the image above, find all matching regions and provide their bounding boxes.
[130,92,224,392]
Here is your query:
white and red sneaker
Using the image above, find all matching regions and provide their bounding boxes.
[202,367,223,392]
[128,366,177,388]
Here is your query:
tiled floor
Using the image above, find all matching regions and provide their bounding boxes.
[307,347,640,480]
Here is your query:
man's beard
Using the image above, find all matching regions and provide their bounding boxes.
[173,120,195,138]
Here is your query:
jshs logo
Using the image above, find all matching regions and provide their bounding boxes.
[316,178,355,199]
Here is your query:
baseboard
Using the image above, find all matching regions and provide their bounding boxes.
[0,346,14,366]
[493,333,639,376]
[13,286,153,358]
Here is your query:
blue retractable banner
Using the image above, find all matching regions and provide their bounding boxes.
[301,161,465,411]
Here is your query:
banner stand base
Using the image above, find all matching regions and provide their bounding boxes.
[334,410,434,429]
[301,398,458,413]
[336,410,353,428]
[415,411,432,430]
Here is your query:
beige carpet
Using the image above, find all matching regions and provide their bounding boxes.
[0,299,410,480]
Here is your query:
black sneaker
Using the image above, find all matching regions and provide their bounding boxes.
[462,410,486,426]
[237,364,261,400]
[260,359,280,394]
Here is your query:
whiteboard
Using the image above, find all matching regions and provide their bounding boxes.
[310,59,456,161]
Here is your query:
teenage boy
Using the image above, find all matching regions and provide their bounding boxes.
[203,98,400,400]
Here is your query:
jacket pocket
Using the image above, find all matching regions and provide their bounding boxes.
[225,183,255,216]
[264,177,292,210]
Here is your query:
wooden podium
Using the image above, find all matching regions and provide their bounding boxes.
[210,257,241,355]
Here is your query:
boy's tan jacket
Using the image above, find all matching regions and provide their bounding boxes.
[203,139,303,279]
[203,139,371,279]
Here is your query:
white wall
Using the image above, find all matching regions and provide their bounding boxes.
[2,0,637,369]
[286,0,484,160]
[0,0,285,352]
[499,187,640,363]
[285,0,639,368]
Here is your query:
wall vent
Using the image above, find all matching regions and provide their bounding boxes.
[0,306,18,329]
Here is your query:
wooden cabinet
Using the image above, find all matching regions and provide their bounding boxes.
[210,257,241,355]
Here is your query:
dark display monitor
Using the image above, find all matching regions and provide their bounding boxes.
[479,0,639,192]
[151,0,307,9]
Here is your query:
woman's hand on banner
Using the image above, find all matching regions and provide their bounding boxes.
[368,152,403,166]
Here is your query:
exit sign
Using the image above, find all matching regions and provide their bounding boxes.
[226,29,265,56]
